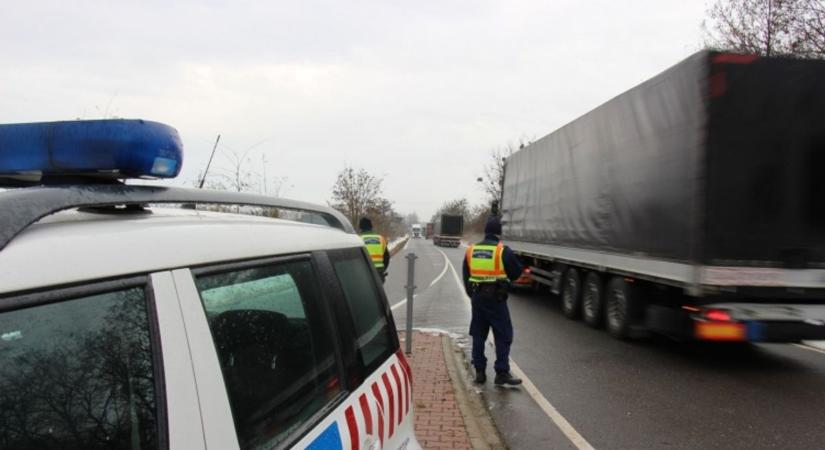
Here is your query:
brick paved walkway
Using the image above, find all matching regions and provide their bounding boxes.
[401,331,473,450]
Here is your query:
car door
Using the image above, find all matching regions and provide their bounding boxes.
[179,254,349,449]
[166,249,418,450]
[297,247,417,450]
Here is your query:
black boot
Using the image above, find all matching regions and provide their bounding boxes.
[474,368,486,384]
[494,371,522,386]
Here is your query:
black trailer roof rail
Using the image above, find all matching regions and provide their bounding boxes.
[0,184,355,252]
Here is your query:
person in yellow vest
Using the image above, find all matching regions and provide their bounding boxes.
[359,217,390,283]
[462,217,524,386]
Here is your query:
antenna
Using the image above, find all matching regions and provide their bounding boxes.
[198,134,221,189]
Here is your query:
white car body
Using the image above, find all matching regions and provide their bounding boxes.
[0,204,420,450]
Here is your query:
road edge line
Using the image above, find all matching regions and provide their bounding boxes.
[508,360,595,450]
[794,343,825,355]
[436,247,471,308]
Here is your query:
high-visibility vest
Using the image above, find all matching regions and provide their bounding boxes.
[466,243,507,283]
[361,233,387,269]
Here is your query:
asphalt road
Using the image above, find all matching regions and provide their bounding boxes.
[385,237,470,336]
[386,237,825,450]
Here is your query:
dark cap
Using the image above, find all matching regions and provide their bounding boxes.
[484,217,502,236]
[359,217,373,232]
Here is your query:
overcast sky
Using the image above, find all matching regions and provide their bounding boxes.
[1,0,708,220]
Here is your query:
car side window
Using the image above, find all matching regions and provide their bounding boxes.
[329,248,395,372]
[194,259,340,449]
[0,286,159,450]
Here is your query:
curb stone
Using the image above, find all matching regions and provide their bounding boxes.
[441,335,507,450]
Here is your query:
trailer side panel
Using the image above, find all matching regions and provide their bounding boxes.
[502,52,707,262]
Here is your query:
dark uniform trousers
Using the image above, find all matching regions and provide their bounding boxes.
[469,286,513,373]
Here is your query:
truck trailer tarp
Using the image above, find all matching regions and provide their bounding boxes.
[502,51,825,271]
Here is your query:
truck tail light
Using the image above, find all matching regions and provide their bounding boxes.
[695,322,747,341]
[704,308,733,322]
[694,307,746,341]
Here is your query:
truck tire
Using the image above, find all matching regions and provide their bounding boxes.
[606,277,642,339]
[582,272,604,328]
[561,268,582,319]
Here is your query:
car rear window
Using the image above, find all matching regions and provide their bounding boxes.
[329,248,395,372]
[0,287,159,450]
[195,259,340,449]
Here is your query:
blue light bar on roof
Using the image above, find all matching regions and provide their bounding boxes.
[0,119,183,182]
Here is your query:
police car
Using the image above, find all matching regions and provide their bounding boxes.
[0,119,421,450]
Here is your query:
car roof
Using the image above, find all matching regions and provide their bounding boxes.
[0,207,363,295]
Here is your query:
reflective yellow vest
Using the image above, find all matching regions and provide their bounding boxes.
[361,233,387,269]
[466,243,507,283]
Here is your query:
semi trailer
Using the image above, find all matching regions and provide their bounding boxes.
[433,214,463,247]
[502,51,825,342]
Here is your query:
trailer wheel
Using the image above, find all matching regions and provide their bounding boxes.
[561,268,582,319]
[606,277,642,339]
[582,272,604,328]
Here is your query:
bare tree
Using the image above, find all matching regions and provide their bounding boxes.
[403,212,420,227]
[190,143,288,217]
[477,140,530,211]
[215,147,257,193]
[794,0,825,57]
[704,0,825,58]
[367,198,405,238]
[431,198,470,223]
[329,166,385,229]
[467,203,494,235]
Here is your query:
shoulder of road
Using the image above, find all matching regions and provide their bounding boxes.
[392,236,588,450]
[401,330,504,450]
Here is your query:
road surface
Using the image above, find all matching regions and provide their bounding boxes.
[386,237,825,450]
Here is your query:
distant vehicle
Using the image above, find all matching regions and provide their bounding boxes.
[0,119,420,450]
[433,214,463,247]
[502,51,825,343]
[425,222,434,239]
[412,223,423,238]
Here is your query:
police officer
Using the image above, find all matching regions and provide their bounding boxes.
[462,217,523,386]
[360,217,390,282]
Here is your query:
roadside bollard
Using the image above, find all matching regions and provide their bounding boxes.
[405,252,417,354]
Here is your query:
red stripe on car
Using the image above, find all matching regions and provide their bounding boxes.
[345,405,359,450]
[390,364,404,425]
[359,393,373,436]
[371,382,385,446]
[382,373,395,437]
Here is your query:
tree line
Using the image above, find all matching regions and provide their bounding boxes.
[705,0,825,58]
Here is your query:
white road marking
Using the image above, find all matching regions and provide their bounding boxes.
[440,246,595,450]
[428,251,451,288]
[794,343,825,355]
[508,361,596,450]
[391,245,450,312]
[391,295,416,311]
[436,247,471,308]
